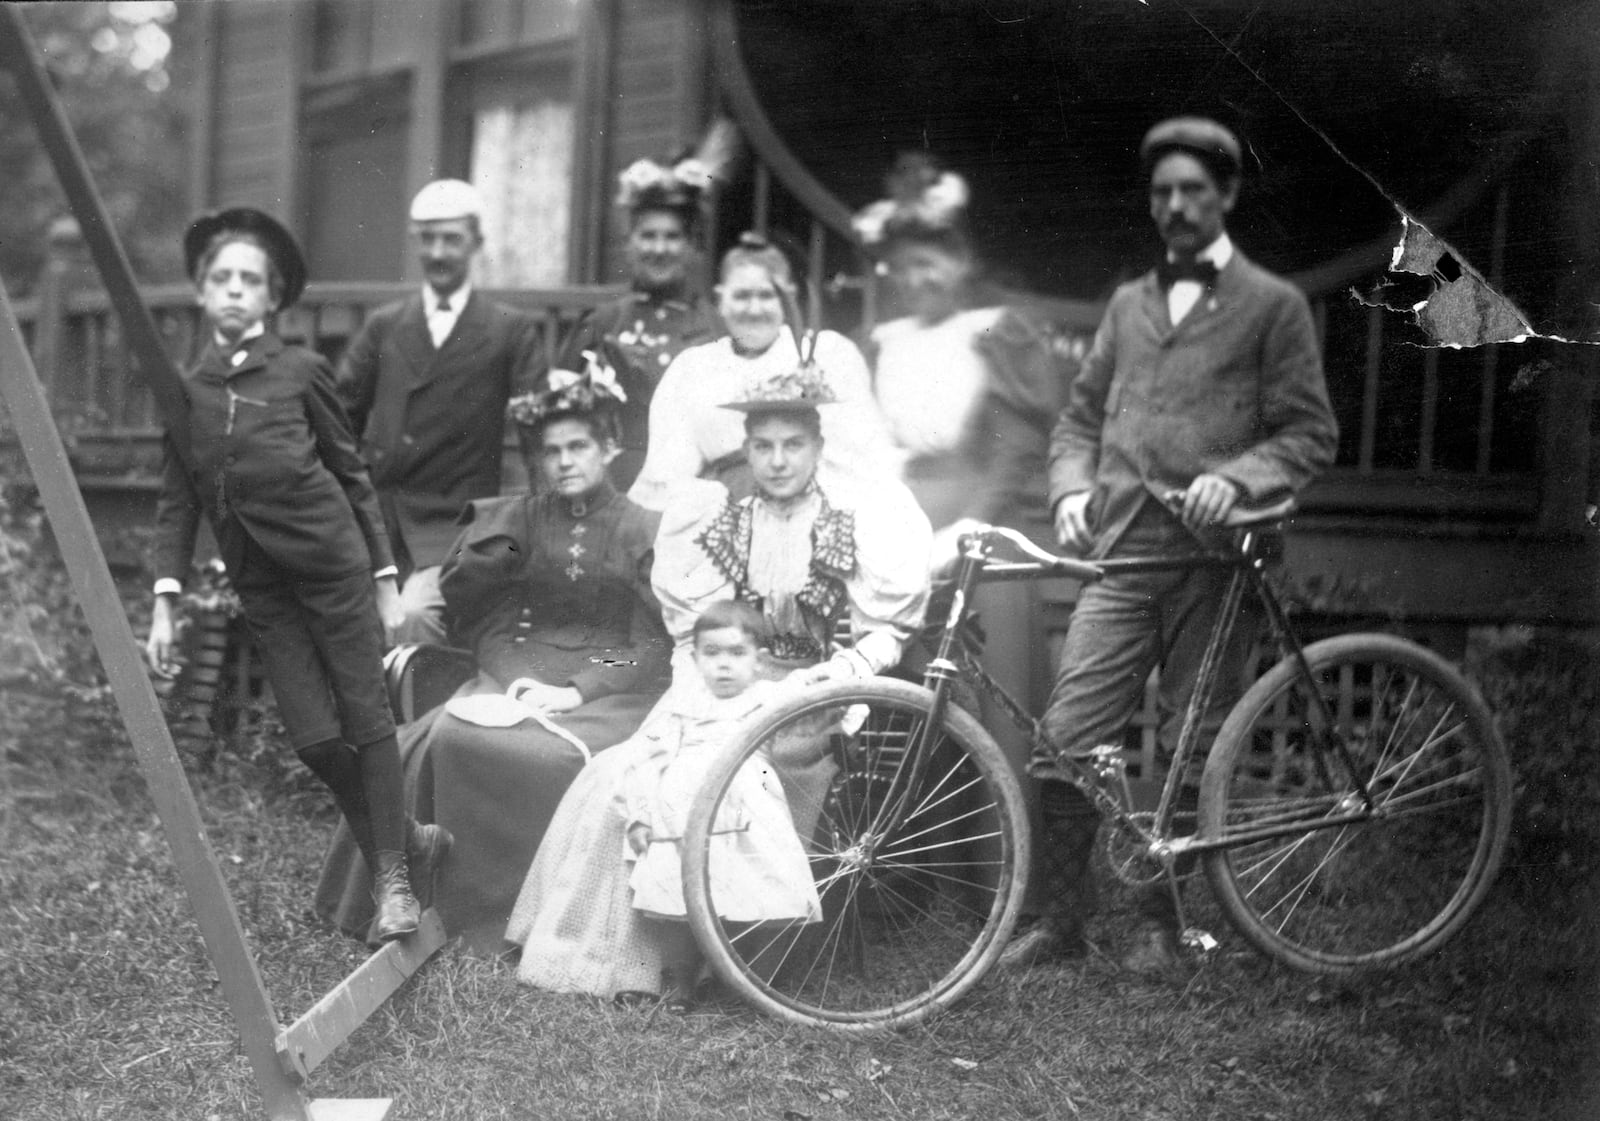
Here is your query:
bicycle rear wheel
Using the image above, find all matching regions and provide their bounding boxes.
[1200,634,1510,974]
[682,678,1029,1030]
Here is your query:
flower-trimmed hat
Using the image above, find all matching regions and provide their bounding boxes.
[507,353,628,437]
[851,152,971,253]
[183,207,307,308]
[720,352,838,414]
[616,119,739,230]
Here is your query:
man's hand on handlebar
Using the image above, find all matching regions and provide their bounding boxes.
[1054,492,1093,552]
[1177,473,1242,531]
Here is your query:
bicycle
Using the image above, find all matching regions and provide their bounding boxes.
[680,498,1512,1030]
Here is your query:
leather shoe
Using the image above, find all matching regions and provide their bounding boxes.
[406,820,453,904]
[1119,923,1180,975]
[372,850,421,941]
[996,919,1088,972]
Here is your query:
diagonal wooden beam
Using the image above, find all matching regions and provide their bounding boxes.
[277,910,448,1081]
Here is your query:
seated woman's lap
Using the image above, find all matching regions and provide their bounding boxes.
[418,683,660,953]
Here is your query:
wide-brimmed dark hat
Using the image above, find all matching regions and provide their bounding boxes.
[183,207,307,308]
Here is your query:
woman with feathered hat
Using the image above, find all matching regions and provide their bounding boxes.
[316,363,671,952]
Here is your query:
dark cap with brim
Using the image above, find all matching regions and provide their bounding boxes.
[1140,117,1242,180]
[183,208,307,308]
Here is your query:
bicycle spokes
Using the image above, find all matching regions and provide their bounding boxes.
[1203,637,1510,973]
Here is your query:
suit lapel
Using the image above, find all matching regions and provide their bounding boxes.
[394,296,435,380]
[436,289,491,363]
[1139,271,1174,338]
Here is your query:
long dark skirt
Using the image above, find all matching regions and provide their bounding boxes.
[314,672,659,953]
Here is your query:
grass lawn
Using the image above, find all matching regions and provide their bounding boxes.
[3,653,1597,1121]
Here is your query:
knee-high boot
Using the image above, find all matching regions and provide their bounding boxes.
[357,733,419,941]
[998,780,1101,969]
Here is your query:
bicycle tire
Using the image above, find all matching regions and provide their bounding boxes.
[1199,633,1511,974]
[682,677,1030,1030]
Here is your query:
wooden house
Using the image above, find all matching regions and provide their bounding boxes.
[14,0,1599,665]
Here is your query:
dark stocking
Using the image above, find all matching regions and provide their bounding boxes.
[356,732,406,855]
[296,738,372,859]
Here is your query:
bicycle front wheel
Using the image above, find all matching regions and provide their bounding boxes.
[1200,634,1511,974]
[682,678,1029,1031]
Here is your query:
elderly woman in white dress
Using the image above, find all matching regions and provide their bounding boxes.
[627,232,895,512]
[505,365,931,1003]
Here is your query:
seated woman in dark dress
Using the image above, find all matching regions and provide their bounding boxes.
[317,366,671,951]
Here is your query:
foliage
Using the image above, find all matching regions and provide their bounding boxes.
[0,481,105,688]
[1467,628,1600,893]
[0,2,191,297]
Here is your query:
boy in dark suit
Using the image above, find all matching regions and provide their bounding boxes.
[147,208,447,941]
[336,180,543,644]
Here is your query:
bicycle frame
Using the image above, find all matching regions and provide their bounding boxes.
[914,519,1380,874]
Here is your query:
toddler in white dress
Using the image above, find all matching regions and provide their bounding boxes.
[622,599,821,1009]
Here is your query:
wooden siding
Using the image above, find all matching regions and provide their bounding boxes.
[210,3,298,212]
[599,0,709,280]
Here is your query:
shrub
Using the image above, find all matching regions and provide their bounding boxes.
[1467,628,1600,896]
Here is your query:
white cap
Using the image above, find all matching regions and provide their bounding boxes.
[409,179,484,223]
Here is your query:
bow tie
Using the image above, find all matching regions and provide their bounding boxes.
[1157,259,1220,288]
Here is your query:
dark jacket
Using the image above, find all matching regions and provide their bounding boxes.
[154,332,394,585]
[338,290,542,572]
[440,483,670,702]
[1048,249,1338,557]
[555,288,720,490]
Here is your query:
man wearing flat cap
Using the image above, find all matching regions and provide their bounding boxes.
[1000,117,1339,974]
[338,178,543,644]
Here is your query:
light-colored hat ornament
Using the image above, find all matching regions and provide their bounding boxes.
[507,352,627,429]
[851,152,970,248]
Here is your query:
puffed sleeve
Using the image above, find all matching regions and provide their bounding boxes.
[830,475,933,675]
[628,345,711,512]
[305,352,395,572]
[968,310,1072,528]
[650,485,737,660]
[813,330,899,486]
[438,497,525,648]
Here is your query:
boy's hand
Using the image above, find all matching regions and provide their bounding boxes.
[375,576,406,644]
[626,823,652,856]
[146,596,179,678]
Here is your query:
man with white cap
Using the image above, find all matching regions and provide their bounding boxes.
[999,117,1338,975]
[338,179,542,644]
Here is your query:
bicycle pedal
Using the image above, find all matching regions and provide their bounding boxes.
[1180,928,1219,954]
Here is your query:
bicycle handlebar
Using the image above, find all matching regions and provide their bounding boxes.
[968,495,1297,571]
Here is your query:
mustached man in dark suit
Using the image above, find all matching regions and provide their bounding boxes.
[338,179,543,644]
[999,118,1339,976]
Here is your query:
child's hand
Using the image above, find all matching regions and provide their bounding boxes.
[626,823,652,856]
[375,576,406,645]
[146,597,179,679]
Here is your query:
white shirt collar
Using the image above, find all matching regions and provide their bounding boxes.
[1170,231,1234,270]
[425,282,470,315]
[214,320,265,352]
